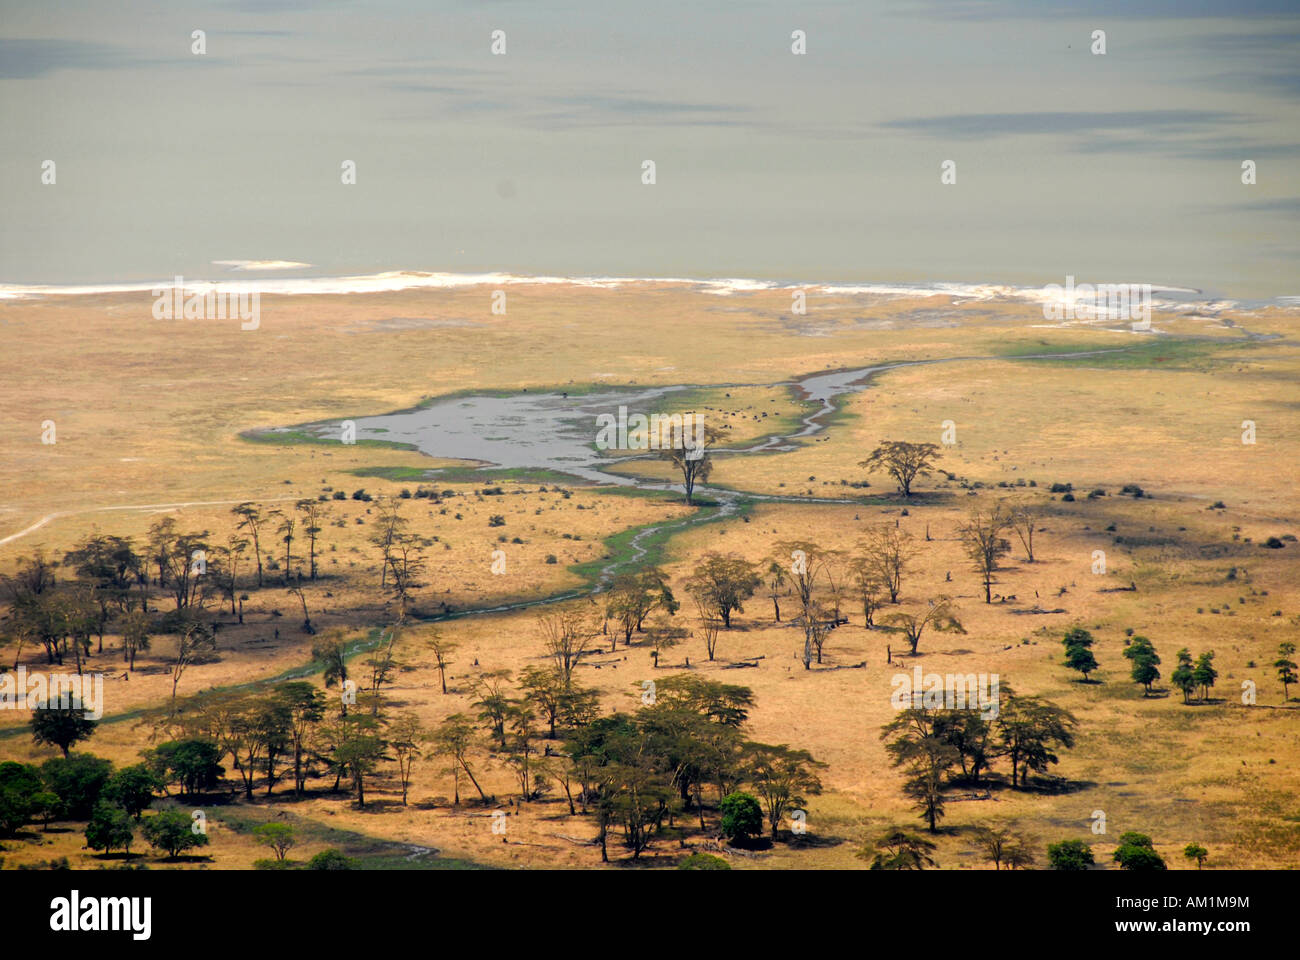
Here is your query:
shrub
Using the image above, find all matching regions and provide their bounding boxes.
[545,555,558,565]
[678,852,731,870]
[1264,537,1284,549]
[1049,482,1073,493]
[1120,483,1145,498]
[307,848,358,870]
[1113,832,1166,871]
[1047,839,1094,870]
[719,792,764,844]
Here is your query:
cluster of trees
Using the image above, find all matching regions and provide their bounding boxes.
[1047,832,1202,871]
[880,684,1077,831]
[0,751,209,860]
[1170,647,1218,703]
[430,611,825,860]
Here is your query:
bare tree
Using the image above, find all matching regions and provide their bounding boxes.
[538,608,593,685]
[1007,500,1036,563]
[959,507,1013,603]
[861,525,915,604]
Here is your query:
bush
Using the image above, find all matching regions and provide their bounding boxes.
[1049,483,1073,493]
[488,515,505,527]
[1113,832,1166,871]
[1120,484,1145,498]
[307,848,358,870]
[678,852,731,870]
[254,858,297,870]
[719,792,764,844]
[545,555,558,565]
[332,490,347,500]
[1047,839,1094,871]
[1264,537,1285,549]
[1061,493,1075,502]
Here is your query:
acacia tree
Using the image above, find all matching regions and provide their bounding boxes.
[658,423,721,506]
[1276,642,1298,702]
[878,596,964,656]
[296,499,327,580]
[433,713,488,805]
[686,553,761,629]
[742,742,824,840]
[850,558,884,628]
[371,500,408,588]
[860,526,914,604]
[170,617,217,709]
[538,608,593,685]
[231,503,267,587]
[859,441,942,497]
[312,634,351,714]
[1062,627,1099,682]
[973,826,1034,870]
[275,681,326,796]
[604,568,677,651]
[387,712,426,806]
[765,561,787,622]
[959,506,1012,604]
[426,631,458,694]
[996,695,1077,789]
[881,708,957,832]
[1192,651,1218,701]
[859,829,938,870]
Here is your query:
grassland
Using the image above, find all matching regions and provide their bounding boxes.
[1,286,1297,870]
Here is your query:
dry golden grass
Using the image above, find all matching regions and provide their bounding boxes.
[1,287,1297,870]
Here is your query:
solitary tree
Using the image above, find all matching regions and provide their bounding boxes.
[142,808,209,859]
[878,596,964,656]
[1274,642,1297,702]
[1062,627,1099,682]
[1183,842,1208,870]
[253,822,297,862]
[959,506,1013,604]
[859,441,942,497]
[30,698,97,757]
[658,422,721,506]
